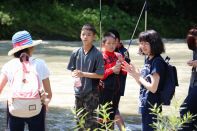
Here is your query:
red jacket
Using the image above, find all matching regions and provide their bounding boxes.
[102,51,127,80]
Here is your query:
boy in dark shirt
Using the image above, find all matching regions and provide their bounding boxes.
[67,24,104,130]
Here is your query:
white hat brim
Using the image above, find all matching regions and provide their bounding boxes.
[8,40,42,56]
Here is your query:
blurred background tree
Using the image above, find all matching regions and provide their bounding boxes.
[0,0,196,40]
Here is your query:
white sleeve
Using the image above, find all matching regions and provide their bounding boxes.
[35,59,50,80]
[1,61,14,84]
[1,63,9,78]
[40,60,50,80]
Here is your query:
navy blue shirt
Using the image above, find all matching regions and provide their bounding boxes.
[139,55,165,114]
[67,45,104,97]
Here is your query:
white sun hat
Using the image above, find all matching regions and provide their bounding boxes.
[8,30,42,56]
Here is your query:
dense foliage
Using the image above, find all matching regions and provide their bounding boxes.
[0,0,196,40]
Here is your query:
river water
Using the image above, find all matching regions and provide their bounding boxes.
[0,40,192,131]
[0,104,141,131]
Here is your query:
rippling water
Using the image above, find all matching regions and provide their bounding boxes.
[0,105,141,131]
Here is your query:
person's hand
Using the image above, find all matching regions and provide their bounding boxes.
[43,98,51,111]
[187,60,197,67]
[72,70,78,77]
[112,64,121,74]
[121,61,132,73]
[121,61,140,80]
[40,91,51,111]
[117,55,124,62]
[72,70,84,77]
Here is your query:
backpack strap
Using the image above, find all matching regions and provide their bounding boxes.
[30,57,42,90]
[21,61,30,83]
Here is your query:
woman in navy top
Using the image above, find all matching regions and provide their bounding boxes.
[122,30,166,131]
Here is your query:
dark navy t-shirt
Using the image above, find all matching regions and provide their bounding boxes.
[139,55,165,114]
[67,45,104,97]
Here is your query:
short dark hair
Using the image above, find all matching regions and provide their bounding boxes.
[139,30,165,55]
[108,29,120,41]
[186,26,197,51]
[102,32,116,43]
[81,23,97,34]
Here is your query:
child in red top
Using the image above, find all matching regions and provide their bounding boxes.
[99,32,126,129]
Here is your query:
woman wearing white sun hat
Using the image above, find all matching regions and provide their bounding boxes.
[0,30,52,131]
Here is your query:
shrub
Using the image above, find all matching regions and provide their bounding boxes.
[150,100,195,131]
[71,102,125,131]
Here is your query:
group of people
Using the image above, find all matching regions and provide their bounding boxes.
[67,24,130,130]
[67,24,197,131]
[0,23,196,131]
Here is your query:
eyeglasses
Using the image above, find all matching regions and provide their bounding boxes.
[139,41,149,46]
